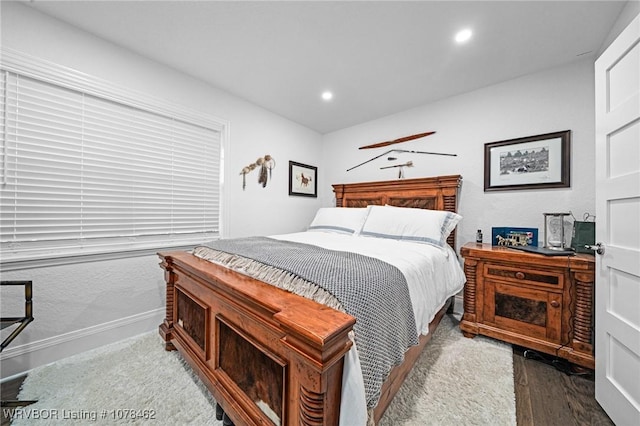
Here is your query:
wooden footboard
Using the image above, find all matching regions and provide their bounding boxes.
[159,175,462,425]
[159,251,355,426]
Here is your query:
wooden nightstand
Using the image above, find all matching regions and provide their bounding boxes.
[459,242,595,370]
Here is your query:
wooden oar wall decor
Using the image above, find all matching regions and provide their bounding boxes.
[358,131,435,149]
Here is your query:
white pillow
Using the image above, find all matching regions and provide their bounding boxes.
[359,205,462,248]
[308,207,369,235]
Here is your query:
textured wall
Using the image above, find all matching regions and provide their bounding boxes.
[320,59,596,249]
[0,1,616,378]
[0,2,322,377]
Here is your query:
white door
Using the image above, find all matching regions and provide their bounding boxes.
[594,12,640,426]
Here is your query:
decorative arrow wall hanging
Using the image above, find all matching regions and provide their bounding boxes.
[346,149,456,172]
[381,160,413,178]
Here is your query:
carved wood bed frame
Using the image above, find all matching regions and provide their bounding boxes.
[158,174,462,425]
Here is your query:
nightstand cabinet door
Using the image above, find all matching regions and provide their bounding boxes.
[484,280,562,343]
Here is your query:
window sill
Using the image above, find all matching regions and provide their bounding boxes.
[0,241,218,272]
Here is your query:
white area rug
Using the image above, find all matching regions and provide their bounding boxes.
[15,315,515,425]
[379,315,516,425]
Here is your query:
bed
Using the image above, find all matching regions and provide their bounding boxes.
[158,174,463,425]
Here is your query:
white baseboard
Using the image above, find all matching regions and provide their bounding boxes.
[0,308,165,381]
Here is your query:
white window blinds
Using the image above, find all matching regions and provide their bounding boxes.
[1,70,222,262]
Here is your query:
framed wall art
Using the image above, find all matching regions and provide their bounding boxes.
[288,161,317,197]
[484,130,571,192]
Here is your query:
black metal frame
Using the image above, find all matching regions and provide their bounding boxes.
[1,280,37,408]
[1,281,33,352]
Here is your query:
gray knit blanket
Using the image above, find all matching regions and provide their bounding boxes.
[193,237,418,408]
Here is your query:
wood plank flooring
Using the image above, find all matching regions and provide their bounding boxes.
[513,348,614,426]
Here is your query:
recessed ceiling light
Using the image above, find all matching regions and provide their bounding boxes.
[321,91,333,101]
[455,28,473,44]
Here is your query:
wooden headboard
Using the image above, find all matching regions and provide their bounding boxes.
[332,175,463,250]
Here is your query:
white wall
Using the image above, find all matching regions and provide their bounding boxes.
[0,2,323,378]
[0,1,621,379]
[320,58,596,250]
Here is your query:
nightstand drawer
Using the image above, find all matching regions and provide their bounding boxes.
[483,263,564,290]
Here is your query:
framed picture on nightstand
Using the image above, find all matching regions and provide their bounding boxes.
[492,227,538,247]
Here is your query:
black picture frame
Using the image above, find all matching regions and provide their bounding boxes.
[288,161,317,197]
[484,130,571,192]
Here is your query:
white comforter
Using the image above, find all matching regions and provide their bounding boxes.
[271,232,466,425]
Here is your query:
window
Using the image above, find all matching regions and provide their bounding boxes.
[1,52,226,264]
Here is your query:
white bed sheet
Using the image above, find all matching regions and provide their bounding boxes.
[271,232,466,425]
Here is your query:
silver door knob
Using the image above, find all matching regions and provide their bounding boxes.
[585,242,605,255]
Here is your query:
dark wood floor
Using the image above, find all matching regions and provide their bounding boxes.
[513,348,613,426]
[1,348,613,426]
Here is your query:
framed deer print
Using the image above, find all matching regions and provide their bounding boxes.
[289,161,317,197]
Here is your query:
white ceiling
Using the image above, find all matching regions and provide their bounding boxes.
[25,1,627,134]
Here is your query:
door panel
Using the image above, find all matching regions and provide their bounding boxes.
[609,120,639,178]
[609,197,640,249]
[607,40,639,110]
[609,268,640,328]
